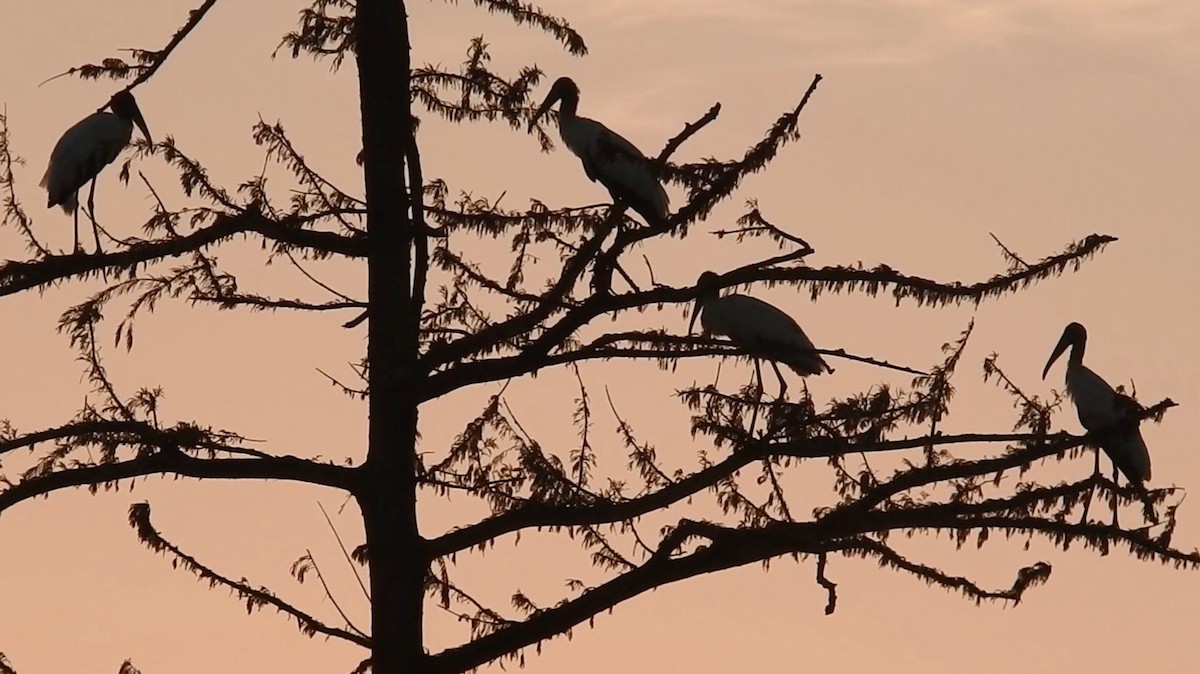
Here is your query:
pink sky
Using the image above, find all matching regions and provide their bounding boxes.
[1,1,1198,672]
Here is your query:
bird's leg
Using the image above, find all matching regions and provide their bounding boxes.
[747,359,763,438]
[86,178,102,254]
[1077,447,1103,525]
[769,361,788,400]
[1078,470,1094,526]
[72,203,81,254]
[1110,462,1121,529]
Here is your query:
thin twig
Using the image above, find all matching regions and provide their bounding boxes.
[319,501,371,601]
[816,552,838,615]
[304,549,369,638]
[990,232,1031,270]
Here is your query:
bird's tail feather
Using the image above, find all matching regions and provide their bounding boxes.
[1100,434,1151,485]
[59,191,78,214]
[784,353,832,377]
[41,167,79,213]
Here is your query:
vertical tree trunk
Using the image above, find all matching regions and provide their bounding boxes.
[355,1,425,672]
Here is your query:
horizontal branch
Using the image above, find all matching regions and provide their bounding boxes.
[433,476,1194,673]
[431,520,850,673]
[849,538,1052,605]
[192,293,366,314]
[422,234,1116,395]
[0,419,179,457]
[755,234,1117,307]
[0,450,357,516]
[426,430,1070,558]
[426,446,760,558]
[578,332,927,375]
[0,210,366,298]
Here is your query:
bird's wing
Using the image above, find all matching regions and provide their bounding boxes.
[1067,365,1119,430]
[43,113,132,200]
[1101,425,1151,484]
[1103,393,1152,483]
[593,126,650,165]
[704,295,830,374]
[570,118,670,220]
[704,295,809,349]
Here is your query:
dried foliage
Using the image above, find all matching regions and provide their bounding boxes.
[129,503,370,646]
[44,0,219,94]
[0,1,1193,673]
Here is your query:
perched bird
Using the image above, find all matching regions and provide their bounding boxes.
[41,90,152,254]
[529,76,669,228]
[688,270,831,397]
[1042,322,1151,487]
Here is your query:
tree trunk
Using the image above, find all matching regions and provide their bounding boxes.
[355,1,424,672]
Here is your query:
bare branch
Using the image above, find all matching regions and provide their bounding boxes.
[128,503,370,647]
[44,0,219,91]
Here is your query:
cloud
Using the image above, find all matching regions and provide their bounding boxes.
[575,0,1200,67]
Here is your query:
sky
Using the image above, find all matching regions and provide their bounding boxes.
[1,0,1199,672]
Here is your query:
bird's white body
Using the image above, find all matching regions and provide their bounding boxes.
[532,77,669,227]
[698,293,829,376]
[1060,361,1151,483]
[1044,323,1151,485]
[41,111,134,214]
[557,115,669,226]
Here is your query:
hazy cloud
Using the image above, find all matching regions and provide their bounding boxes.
[577,0,1200,66]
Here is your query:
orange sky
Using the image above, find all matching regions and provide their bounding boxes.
[2,1,1199,672]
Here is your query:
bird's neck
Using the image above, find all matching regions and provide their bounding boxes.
[557,94,579,122]
[1069,340,1085,367]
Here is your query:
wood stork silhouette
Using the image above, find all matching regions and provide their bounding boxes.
[529,77,669,228]
[41,90,152,254]
[1043,322,1151,524]
[688,271,831,398]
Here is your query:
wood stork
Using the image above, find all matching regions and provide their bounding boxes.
[688,271,831,398]
[41,90,152,254]
[529,77,669,228]
[1042,322,1151,491]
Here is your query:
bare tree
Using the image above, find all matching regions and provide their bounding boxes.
[1,1,1195,673]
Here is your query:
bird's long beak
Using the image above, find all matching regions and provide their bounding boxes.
[527,90,560,133]
[686,298,702,338]
[674,297,703,375]
[130,101,152,145]
[1041,333,1071,380]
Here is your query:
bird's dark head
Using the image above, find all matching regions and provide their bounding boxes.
[108,90,152,145]
[548,77,579,99]
[687,271,722,337]
[1062,322,1087,342]
[529,77,580,132]
[1042,321,1088,380]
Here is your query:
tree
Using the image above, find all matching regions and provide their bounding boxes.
[0,1,1195,672]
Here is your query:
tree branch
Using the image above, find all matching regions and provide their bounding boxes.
[42,0,220,92]
[0,451,356,516]
[0,210,366,298]
[129,503,370,647]
[422,234,1116,394]
[426,429,1077,558]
